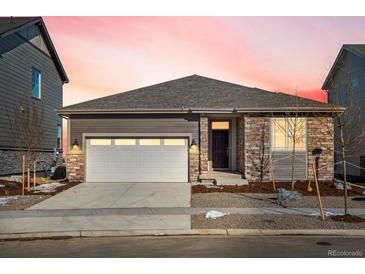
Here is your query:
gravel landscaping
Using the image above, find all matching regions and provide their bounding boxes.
[192,192,365,208]
[0,195,51,210]
[192,214,365,229]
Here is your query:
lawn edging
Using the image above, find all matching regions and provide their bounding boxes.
[1,228,365,240]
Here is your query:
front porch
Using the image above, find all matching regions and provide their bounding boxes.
[198,115,247,185]
[198,170,248,185]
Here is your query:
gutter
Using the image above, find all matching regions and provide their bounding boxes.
[57,106,345,116]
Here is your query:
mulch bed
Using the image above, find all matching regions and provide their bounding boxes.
[0,179,81,196]
[192,181,364,196]
[330,214,365,223]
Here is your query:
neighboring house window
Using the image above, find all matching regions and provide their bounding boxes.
[57,125,62,150]
[271,118,306,150]
[351,78,359,88]
[32,69,41,99]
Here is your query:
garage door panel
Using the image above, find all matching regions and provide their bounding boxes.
[86,137,188,183]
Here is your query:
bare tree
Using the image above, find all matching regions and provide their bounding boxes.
[325,56,365,214]
[6,98,45,189]
[272,92,306,190]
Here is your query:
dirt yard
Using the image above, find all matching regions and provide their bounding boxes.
[0,179,81,210]
[192,181,364,196]
[191,192,365,208]
[192,214,365,229]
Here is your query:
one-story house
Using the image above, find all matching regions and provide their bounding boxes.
[58,75,335,183]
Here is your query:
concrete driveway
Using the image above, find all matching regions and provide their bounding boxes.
[29,183,191,210]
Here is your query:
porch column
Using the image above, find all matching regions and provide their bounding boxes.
[244,116,270,181]
[307,116,334,181]
[200,115,209,174]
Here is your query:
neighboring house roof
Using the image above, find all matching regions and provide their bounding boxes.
[59,75,336,115]
[322,44,365,90]
[0,17,69,83]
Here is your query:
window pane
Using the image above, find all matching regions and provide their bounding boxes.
[293,118,305,148]
[164,139,185,146]
[32,69,41,98]
[212,121,229,129]
[57,125,62,149]
[115,139,136,146]
[272,118,306,149]
[273,119,287,148]
[90,139,112,146]
[139,139,160,146]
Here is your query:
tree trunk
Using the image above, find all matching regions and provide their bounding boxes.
[291,146,296,190]
[340,127,348,215]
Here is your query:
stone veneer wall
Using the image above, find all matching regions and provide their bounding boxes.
[0,150,62,175]
[189,147,200,182]
[244,116,271,181]
[66,151,84,182]
[199,115,209,175]
[307,116,334,181]
[236,117,245,174]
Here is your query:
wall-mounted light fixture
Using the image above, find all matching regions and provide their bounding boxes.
[190,139,198,150]
[71,138,80,151]
[312,147,322,177]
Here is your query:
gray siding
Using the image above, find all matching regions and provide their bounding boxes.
[328,51,365,177]
[272,151,307,181]
[69,114,200,150]
[0,26,63,151]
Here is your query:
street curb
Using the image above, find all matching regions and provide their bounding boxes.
[1,229,365,240]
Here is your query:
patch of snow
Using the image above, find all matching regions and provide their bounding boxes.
[309,210,341,217]
[334,179,352,190]
[33,182,65,193]
[10,176,22,183]
[205,210,230,220]
[0,196,18,206]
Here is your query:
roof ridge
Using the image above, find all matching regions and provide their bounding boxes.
[63,74,199,108]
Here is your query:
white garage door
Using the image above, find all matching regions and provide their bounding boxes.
[85,137,188,183]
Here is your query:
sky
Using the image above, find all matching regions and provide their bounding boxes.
[42,16,365,150]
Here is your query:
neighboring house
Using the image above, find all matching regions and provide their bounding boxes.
[59,75,335,183]
[322,44,365,179]
[0,17,68,175]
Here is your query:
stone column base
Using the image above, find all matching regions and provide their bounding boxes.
[66,151,84,182]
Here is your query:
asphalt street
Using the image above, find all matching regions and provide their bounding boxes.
[0,235,364,258]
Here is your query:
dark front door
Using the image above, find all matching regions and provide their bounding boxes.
[212,130,229,168]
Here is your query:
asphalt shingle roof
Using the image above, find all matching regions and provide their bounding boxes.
[0,17,40,36]
[60,75,332,113]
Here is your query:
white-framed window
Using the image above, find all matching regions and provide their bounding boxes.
[57,124,62,150]
[115,139,136,146]
[32,68,41,99]
[211,121,230,130]
[139,139,161,146]
[164,139,186,146]
[351,78,359,88]
[271,118,306,150]
[90,139,112,146]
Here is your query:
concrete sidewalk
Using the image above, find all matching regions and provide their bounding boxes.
[1,207,365,240]
[1,207,365,218]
